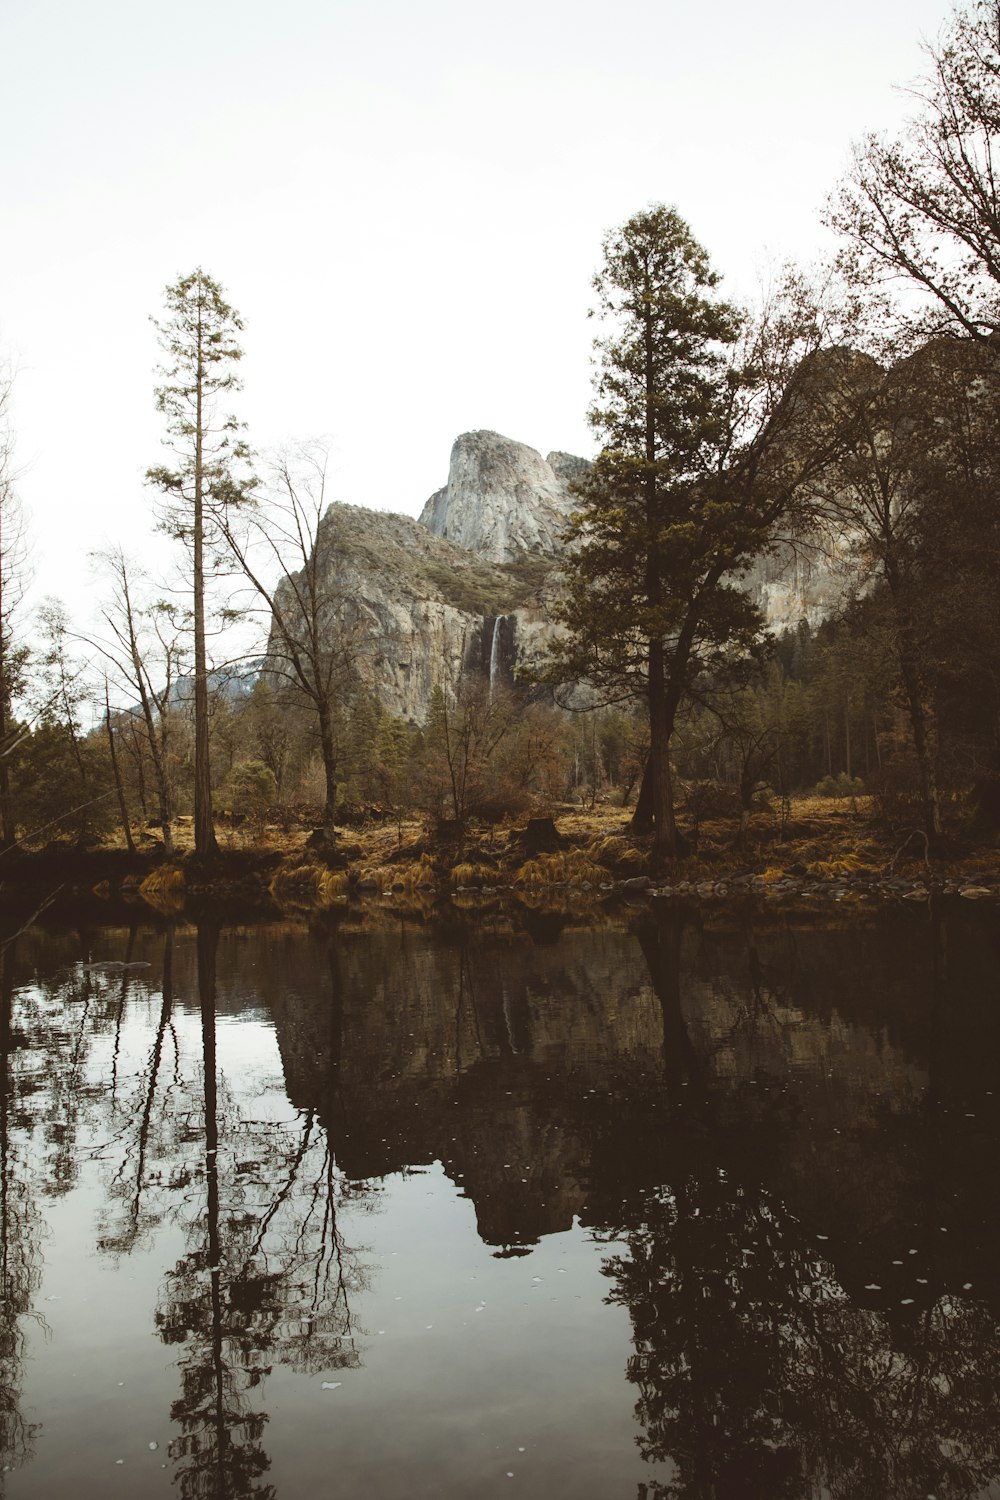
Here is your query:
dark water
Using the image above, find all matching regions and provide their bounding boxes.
[0,908,999,1499]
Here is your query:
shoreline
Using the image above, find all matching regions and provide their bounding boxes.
[2,807,998,926]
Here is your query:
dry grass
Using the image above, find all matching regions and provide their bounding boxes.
[359,852,438,895]
[450,861,501,888]
[269,860,350,913]
[808,854,865,878]
[793,794,873,820]
[586,834,646,871]
[100,794,1000,915]
[551,806,633,842]
[517,849,607,888]
[138,864,186,915]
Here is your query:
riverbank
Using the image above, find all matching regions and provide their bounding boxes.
[3,797,999,924]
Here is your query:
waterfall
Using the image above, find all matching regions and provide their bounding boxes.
[488,616,501,697]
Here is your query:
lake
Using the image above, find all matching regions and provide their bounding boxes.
[0,905,998,1499]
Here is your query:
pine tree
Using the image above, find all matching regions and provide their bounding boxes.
[555,209,843,860]
[147,270,253,858]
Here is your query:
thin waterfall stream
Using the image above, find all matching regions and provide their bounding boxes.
[488,615,501,697]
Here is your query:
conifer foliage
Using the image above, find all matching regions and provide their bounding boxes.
[556,207,833,859]
[147,270,254,858]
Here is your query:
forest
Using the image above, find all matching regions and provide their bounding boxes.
[2,0,1000,881]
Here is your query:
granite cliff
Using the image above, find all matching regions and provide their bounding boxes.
[285,494,560,723]
[418,431,582,562]
[279,429,844,724]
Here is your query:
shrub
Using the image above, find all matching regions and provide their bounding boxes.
[815,773,866,799]
[229,760,278,836]
[867,763,923,824]
[681,780,741,823]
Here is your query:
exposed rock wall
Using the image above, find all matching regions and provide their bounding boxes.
[271,428,849,724]
[742,537,851,634]
[269,500,566,723]
[418,431,581,562]
[269,505,478,723]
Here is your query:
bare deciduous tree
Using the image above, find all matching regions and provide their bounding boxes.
[218,444,358,847]
[88,548,188,855]
[830,0,1000,342]
[0,366,28,849]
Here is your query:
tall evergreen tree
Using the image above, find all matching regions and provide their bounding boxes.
[555,207,838,859]
[147,270,252,859]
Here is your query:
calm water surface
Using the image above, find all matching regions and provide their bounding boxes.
[0,908,998,1499]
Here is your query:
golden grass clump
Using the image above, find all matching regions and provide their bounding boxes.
[139,864,186,914]
[517,849,607,888]
[808,854,864,878]
[270,860,349,911]
[363,852,439,895]
[586,834,645,871]
[450,862,501,888]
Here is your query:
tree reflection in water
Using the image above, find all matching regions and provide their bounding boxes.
[0,928,135,1477]
[0,942,43,1474]
[604,913,1000,1500]
[91,923,374,1500]
[605,1172,1000,1499]
[3,907,1000,1497]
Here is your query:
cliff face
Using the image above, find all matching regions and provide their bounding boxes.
[418,431,581,563]
[742,537,850,633]
[276,499,561,722]
[277,428,845,724]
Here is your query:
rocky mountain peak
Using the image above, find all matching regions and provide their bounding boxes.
[545,451,591,488]
[418,430,587,563]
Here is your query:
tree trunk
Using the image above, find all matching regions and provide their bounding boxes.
[192,345,217,860]
[104,693,136,854]
[128,729,149,819]
[150,745,174,856]
[0,683,14,850]
[640,280,683,864]
[629,754,654,833]
[887,563,943,845]
[898,652,943,844]
[735,767,754,848]
[647,640,685,863]
[317,703,338,845]
[132,680,173,854]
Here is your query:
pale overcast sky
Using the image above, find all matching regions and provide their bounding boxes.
[2,0,950,620]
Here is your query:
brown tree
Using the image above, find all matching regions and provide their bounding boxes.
[217,445,357,847]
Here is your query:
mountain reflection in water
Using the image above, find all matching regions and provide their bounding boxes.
[0,909,997,1498]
